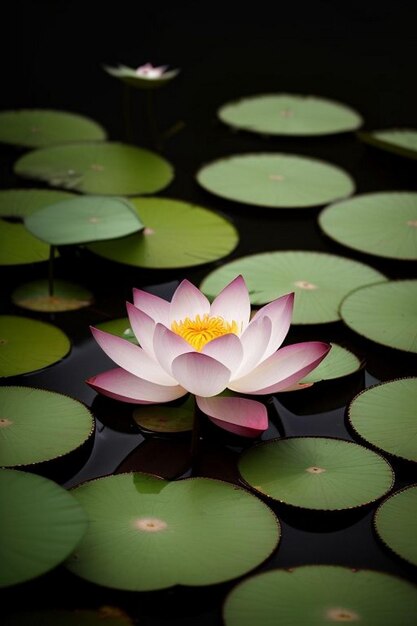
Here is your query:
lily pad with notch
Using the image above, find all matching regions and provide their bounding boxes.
[200,251,385,324]
[238,436,394,510]
[358,128,417,160]
[301,343,362,383]
[66,473,280,591]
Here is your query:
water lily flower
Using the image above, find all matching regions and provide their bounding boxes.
[135,62,169,78]
[87,277,330,437]
[103,62,179,89]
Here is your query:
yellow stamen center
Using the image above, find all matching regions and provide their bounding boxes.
[171,314,238,351]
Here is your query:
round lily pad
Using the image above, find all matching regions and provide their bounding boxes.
[238,437,394,510]
[223,565,417,626]
[0,189,75,219]
[374,484,417,567]
[14,142,174,196]
[0,109,106,148]
[25,196,143,245]
[196,154,355,208]
[348,378,417,463]
[133,395,194,434]
[88,197,239,269]
[95,317,138,343]
[0,220,51,266]
[0,386,94,467]
[219,93,362,136]
[319,192,417,260]
[200,251,385,324]
[0,315,71,377]
[4,608,133,626]
[359,129,417,160]
[340,280,417,353]
[301,343,362,383]
[0,468,87,587]
[66,473,280,591]
[104,64,179,89]
[12,280,93,313]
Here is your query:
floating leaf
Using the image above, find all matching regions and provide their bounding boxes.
[133,395,194,434]
[196,153,355,208]
[219,93,362,136]
[340,280,417,353]
[88,197,239,268]
[375,485,417,567]
[200,251,385,324]
[0,189,75,218]
[95,317,138,343]
[14,142,174,196]
[319,192,417,260]
[12,280,93,313]
[66,473,280,591]
[301,343,362,383]
[238,437,393,510]
[0,469,87,587]
[358,128,417,160]
[0,109,106,148]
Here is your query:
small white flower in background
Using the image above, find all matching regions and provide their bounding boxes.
[135,63,169,79]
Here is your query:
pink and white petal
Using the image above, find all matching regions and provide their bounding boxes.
[210,275,251,333]
[196,395,268,438]
[252,292,294,358]
[86,367,187,404]
[234,316,272,378]
[126,302,155,357]
[169,280,210,324]
[90,327,177,386]
[171,352,231,397]
[132,288,170,325]
[202,333,243,375]
[229,341,330,394]
[153,323,194,375]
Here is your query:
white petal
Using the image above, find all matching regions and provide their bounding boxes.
[169,279,210,324]
[132,288,170,325]
[153,323,193,375]
[126,302,155,357]
[196,395,268,437]
[233,316,272,378]
[252,292,294,359]
[202,333,243,375]
[90,327,178,386]
[86,367,187,404]
[210,275,251,333]
[171,352,231,397]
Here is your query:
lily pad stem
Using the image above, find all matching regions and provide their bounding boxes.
[123,83,134,143]
[48,245,56,297]
[190,401,203,475]
[146,90,161,151]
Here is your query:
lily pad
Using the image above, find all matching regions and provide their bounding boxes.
[0,386,94,467]
[196,153,355,208]
[14,142,174,196]
[223,565,417,626]
[238,437,394,510]
[374,484,417,567]
[4,608,133,626]
[66,473,280,591]
[219,93,363,136]
[0,315,71,377]
[25,196,143,245]
[133,395,194,434]
[340,280,417,353]
[319,192,417,260]
[95,317,138,343]
[0,109,106,148]
[358,129,417,160]
[104,64,179,89]
[301,343,362,383]
[88,197,239,268]
[0,468,87,587]
[12,280,93,313]
[200,251,385,324]
[348,378,417,463]
[0,189,75,219]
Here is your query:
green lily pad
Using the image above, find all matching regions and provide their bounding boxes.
[66,473,280,591]
[4,608,133,626]
[238,437,394,510]
[340,280,417,353]
[348,378,417,463]
[0,468,87,587]
[14,142,174,196]
[12,280,93,312]
[358,129,417,160]
[0,189,75,219]
[0,109,106,148]
[88,197,239,269]
[0,315,71,377]
[25,196,143,245]
[196,153,355,208]
[0,386,94,467]
[301,343,362,383]
[374,484,417,567]
[95,317,138,343]
[319,192,417,260]
[219,93,362,136]
[223,565,417,626]
[104,64,179,89]
[200,251,385,324]
[133,395,194,434]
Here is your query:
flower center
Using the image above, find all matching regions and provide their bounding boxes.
[171,314,238,351]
